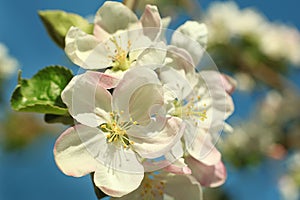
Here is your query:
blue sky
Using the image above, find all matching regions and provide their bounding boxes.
[0,0,300,199]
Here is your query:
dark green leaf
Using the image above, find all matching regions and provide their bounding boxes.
[11,66,73,115]
[38,10,94,48]
[44,114,74,125]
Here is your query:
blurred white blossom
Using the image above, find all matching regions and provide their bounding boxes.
[205,1,300,66]
[279,152,300,200]
[233,72,255,92]
[0,43,18,78]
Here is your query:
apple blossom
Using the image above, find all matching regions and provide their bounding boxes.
[112,160,202,200]
[65,1,167,72]
[0,43,18,78]
[54,67,185,197]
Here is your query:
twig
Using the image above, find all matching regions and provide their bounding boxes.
[123,0,139,12]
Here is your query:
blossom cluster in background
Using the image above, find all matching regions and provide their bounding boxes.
[0,43,18,79]
[205,1,300,66]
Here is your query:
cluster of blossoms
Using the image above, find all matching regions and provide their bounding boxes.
[205,1,300,66]
[54,1,234,198]
[279,152,300,200]
[0,43,18,79]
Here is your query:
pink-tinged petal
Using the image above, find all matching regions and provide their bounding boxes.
[53,125,98,177]
[61,71,112,127]
[186,155,227,188]
[140,5,162,40]
[185,124,221,166]
[221,74,237,94]
[93,23,111,42]
[65,27,101,69]
[94,164,144,197]
[164,174,202,200]
[163,158,192,175]
[131,117,184,159]
[97,73,120,89]
[140,5,161,29]
[143,140,184,172]
[94,1,138,34]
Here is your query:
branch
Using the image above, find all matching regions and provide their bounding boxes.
[123,0,138,12]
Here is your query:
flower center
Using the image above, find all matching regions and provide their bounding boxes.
[99,111,137,149]
[140,173,166,199]
[108,36,133,72]
[172,96,207,123]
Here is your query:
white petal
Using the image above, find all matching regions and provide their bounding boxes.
[164,174,202,200]
[93,23,110,42]
[185,125,221,166]
[166,45,196,75]
[159,66,194,101]
[162,17,171,29]
[65,27,103,69]
[112,67,162,123]
[136,41,167,68]
[62,71,112,127]
[94,164,144,197]
[53,125,98,177]
[171,21,207,65]
[94,1,138,34]
[70,124,144,173]
[131,117,184,159]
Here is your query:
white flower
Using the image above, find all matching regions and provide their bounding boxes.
[205,1,300,66]
[0,43,19,77]
[54,67,184,197]
[65,1,166,73]
[156,21,233,188]
[259,24,300,65]
[159,67,234,162]
[112,160,202,200]
[205,1,266,43]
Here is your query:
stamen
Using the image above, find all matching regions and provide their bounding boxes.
[99,111,137,149]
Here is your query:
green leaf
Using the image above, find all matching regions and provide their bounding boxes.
[44,114,74,125]
[38,10,94,48]
[11,66,73,115]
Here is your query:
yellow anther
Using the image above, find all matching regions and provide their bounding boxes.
[100,124,106,129]
[133,121,138,125]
